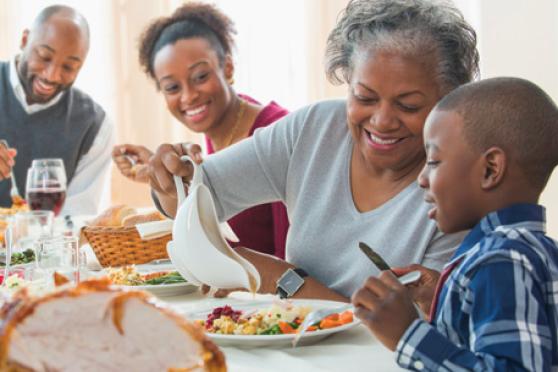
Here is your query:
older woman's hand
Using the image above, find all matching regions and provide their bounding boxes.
[112,144,153,183]
[199,247,348,302]
[148,142,203,217]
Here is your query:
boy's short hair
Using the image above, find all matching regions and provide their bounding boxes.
[436,77,558,189]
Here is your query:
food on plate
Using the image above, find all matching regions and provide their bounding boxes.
[0,249,35,267]
[107,265,186,286]
[0,278,226,371]
[0,196,29,246]
[0,196,28,216]
[198,303,354,335]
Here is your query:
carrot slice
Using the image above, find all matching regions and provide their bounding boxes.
[278,321,296,334]
[339,310,353,324]
[324,313,340,322]
[320,318,341,329]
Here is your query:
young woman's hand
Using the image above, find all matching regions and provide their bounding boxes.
[392,264,440,317]
[112,144,153,183]
[352,271,419,351]
[148,142,203,217]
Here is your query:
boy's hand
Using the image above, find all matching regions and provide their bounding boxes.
[392,264,440,316]
[352,271,418,351]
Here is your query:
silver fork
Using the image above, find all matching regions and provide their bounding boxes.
[292,304,353,347]
[2,226,13,287]
[0,140,21,200]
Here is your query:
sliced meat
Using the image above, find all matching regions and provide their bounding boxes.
[0,279,225,372]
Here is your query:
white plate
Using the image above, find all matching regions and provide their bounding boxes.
[186,299,360,348]
[101,265,198,297]
[129,281,198,297]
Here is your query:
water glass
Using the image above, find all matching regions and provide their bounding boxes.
[36,235,80,284]
[12,210,54,252]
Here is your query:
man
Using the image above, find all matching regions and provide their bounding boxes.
[0,5,114,215]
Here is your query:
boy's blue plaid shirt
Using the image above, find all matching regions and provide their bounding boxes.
[395,204,558,371]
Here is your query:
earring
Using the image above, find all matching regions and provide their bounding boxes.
[228,77,235,85]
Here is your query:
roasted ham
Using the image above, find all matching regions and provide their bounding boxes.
[0,279,226,371]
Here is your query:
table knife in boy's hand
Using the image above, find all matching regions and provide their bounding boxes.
[358,242,391,271]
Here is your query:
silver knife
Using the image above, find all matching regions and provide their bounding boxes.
[358,242,391,271]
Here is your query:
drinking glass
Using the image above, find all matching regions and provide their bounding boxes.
[35,235,80,284]
[13,211,54,253]
[25,159,67,216]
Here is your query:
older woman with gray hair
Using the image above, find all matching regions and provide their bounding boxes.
[148,0,479,301]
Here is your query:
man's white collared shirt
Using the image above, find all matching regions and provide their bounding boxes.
[7,57,114,215]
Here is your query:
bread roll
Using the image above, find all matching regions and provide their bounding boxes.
[87,205,137,227]
[121,211,166,227]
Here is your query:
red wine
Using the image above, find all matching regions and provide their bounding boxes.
[26,189,66,216]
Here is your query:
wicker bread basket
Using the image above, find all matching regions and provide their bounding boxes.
[82,225,171,267]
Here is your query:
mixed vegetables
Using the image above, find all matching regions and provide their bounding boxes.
[199,304,354,336]
[0,249,36,267]
[107,265,186,286]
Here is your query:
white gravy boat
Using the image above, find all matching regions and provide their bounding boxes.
[167,156,261,292]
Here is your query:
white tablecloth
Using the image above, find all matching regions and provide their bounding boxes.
[73,214,402,371]
[164,291,402,372]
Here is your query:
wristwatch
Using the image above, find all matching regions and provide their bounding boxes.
[276,268,308,299]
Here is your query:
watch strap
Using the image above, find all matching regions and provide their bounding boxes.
[292,268,308,278]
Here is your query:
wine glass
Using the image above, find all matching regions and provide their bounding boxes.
[25,159,67,216]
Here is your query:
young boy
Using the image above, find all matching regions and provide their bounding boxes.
[352,77,558,371]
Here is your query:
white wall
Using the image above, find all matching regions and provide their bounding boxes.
[473,0,558,237]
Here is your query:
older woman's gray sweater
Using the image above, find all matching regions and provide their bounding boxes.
[202,99,465,298]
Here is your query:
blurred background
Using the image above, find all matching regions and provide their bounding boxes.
[0,0,557,235]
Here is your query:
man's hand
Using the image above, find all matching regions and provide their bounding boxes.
[0,141,17,180]
[112,144,153,183]
[392,264,440,316]
[352,271,419,351]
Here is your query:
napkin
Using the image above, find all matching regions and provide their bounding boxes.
[135,220,174,240]
[135,219,240,242]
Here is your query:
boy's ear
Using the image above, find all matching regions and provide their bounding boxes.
[480,146,506,190]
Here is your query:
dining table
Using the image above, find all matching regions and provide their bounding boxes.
[73,213,403,372]
[157,289,402,372]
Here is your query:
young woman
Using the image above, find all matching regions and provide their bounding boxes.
[113,3,289,258]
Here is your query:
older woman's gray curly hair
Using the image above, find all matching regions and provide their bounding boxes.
[325,0,479,93]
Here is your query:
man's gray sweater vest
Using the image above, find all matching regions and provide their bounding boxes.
[0,61,105,207]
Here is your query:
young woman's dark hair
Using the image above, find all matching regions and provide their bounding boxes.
[138,2,236,80]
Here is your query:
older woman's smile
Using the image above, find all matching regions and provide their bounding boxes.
[364,128,406,150]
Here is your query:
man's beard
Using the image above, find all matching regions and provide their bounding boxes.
[18,59,72,104]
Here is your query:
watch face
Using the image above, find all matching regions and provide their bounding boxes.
[278,269,305,297]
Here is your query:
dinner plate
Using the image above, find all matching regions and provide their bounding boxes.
[186,299,360,348]
[128,281,198,297]
[101,265,199,297]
